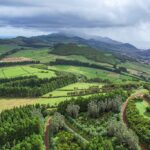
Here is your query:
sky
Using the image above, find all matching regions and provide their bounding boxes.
[0,0,150,49]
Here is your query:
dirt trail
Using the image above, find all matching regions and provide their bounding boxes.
[45,118,51,150]
[121,93,147,150]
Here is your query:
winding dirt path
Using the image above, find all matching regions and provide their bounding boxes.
[45,118,51,150]
[121,93,147,150]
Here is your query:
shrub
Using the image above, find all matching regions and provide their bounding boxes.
[146,106,150,112]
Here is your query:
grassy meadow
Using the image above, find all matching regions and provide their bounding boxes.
[0,82,103,111]
[136,100,150,119]
[0,65,56,78]
[49,65,134,83]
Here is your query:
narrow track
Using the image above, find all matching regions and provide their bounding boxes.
[45,118,51,150]
[121,93,147,150]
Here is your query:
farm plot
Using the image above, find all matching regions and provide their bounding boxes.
[50,65,134,83]
[0,65,56,78]
[42,82,103,98]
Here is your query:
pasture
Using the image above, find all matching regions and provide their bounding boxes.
[10,47,112,68]
[0,65,56,78]
[0,44,20,55]
[135,100,150,119]
[0,82,103,111]
[43,82,103,98]
[49,65,134,83]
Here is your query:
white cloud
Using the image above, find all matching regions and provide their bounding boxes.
[0,0,150,48]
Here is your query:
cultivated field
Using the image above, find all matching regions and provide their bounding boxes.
[0,65,56,78]
[50,65,134,83]
[43,82,103,98]
[0,57,33,62]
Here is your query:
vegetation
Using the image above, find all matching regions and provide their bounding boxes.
[126,98,150,149]
[0,40,150,150]
[0,75,77,97]
[0,104,50,150]
[50,43,121,65]
[0,65,56,78]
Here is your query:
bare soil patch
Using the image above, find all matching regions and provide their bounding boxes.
[0,57,33,62]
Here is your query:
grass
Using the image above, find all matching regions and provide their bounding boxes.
[0,94,100,112]
[49,65,134,83]
[120,61,150,78]
[10,48,113,68]
[0,44,20,55]
[136,101,150,119]
[43,82,103,98]
[0,65,56,78]
[60,82,103,90]
[0,82,103,111]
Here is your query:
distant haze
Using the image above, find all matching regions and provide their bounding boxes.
[0,0,150,49]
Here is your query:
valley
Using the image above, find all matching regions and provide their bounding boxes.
[0,34,149,150]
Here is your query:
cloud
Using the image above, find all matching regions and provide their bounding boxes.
[0,0,150,48]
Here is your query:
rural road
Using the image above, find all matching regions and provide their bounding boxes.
[45,118,51,150]
[121,92,147,150]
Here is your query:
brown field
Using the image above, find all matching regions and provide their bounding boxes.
[0,57,33,62]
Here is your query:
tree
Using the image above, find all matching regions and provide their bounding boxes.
[66,104,80,118]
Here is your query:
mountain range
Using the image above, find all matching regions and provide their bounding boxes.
[0,33,149,61]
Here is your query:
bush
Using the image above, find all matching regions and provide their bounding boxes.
[146,106,150,112]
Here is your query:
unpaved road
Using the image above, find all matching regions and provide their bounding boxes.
[121,93,147,150]
[45,118,51,150]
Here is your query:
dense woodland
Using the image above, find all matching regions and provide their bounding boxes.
[57,89,127,114]
[49,89,140,150]
[50,43,120,65]
[0,104,51,150]
[0,75,77,97]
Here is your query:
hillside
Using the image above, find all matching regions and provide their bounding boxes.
[50,43,121,65]
[0,34,150,150]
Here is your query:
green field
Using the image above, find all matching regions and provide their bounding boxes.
[0,65,56,78]
[0,82,103,111]
[0,94,100,111]
[49,65,134,83]
[43,82,103,98]
[120,61,150,77]
[10,47,112,68]
[136,100,150,119]
[0,44,20,55]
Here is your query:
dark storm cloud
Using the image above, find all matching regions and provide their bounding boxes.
[0,0,150,48]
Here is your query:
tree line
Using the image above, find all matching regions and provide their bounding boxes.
[50,43,119,65]
[0,60,40,67]
[0,75,77,97]
[50,59,128,74]
[57,89,127,114]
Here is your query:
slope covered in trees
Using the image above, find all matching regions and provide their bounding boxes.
[50,43,122,65]
[0,75,77,97]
